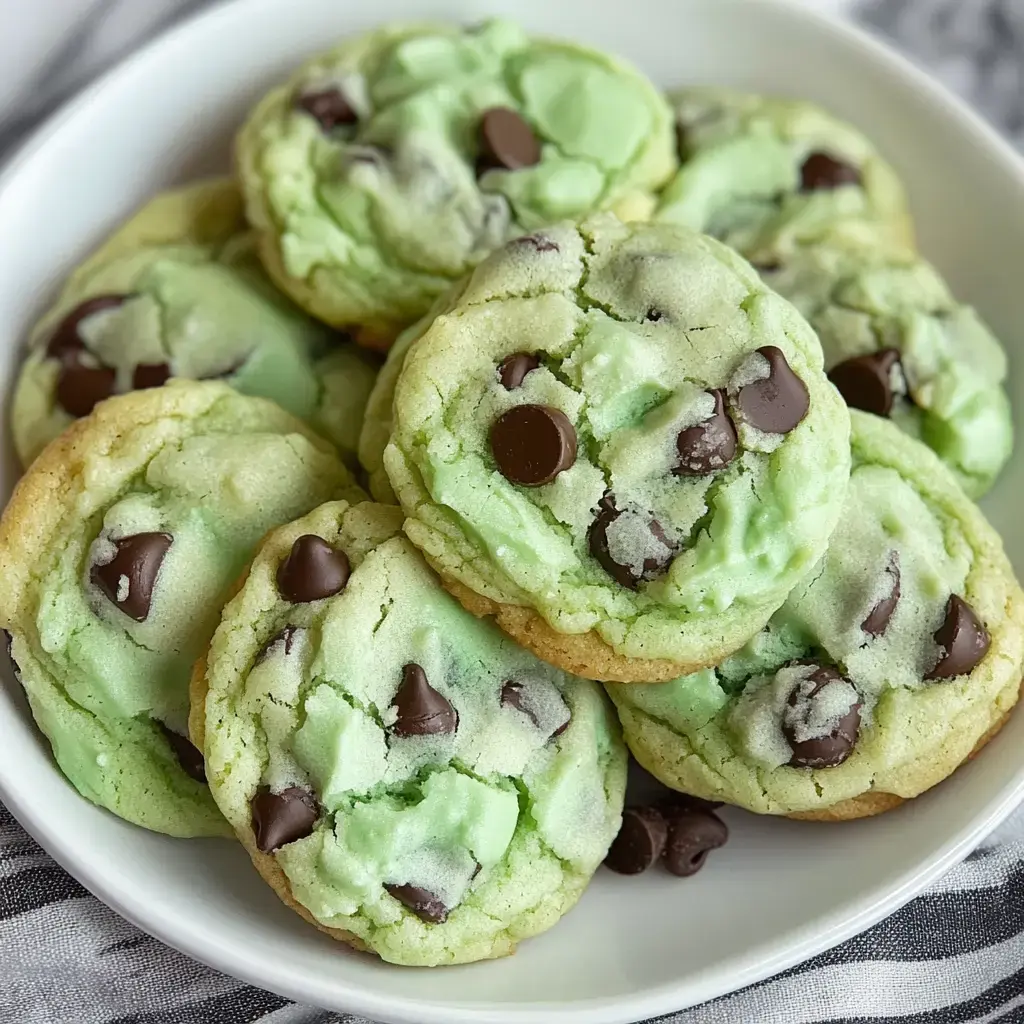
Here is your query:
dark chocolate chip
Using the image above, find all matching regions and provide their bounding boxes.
[661,808,728,877]
[276,535,350,604]
[91,532,173,622]
[491,404,577,486]
[384,883,449,923]
[56,361,117,417]
[828,349,902,417]
[251,786,319,853]
[604,806,668,875]
[157,722,206,783]
[497,352,540,391]
[255,625,301,665]
[862,552,901,638]
[478,107,541,172]
[674,389,738,476]
[800,151,862,191]
[645,307,666,322]
[928,595,990,680]
[513,234,559,252]
[500,680,540,727]
[784,666,861,769]
[588,498,675,590]
[296,87,357,131]
[735,345,809,434]
[132,362,171,390]
[46,295,129,361]
[392,663,457,737]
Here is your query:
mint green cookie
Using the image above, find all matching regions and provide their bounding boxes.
[657,88,912,264]
[237,20,676,341]
[609,412,1024,818]
[385,215,852,682]
[0,381,360,836]
[196,500,626,966]
[761,239,1012,497]
[12,180,378,467]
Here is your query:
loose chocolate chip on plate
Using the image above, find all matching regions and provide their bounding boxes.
[800,152,862,191]
[296,87,357,131]
[661,808,728,877]
[91,532,173,622]
[255,625,302,665]
[478,107,541,172]
[392,663,458,737]
[784,665,861,769]
[497,352,540,391]
[491,404,577,486]
[604,806,668,875]
[674,389,738,476]
[384,883,449,924]
[157,722,206,783]
[251,786,319,853]
[588,497,675,590]
[735,345,809,435]
[56,361,117,418]
[828,349,903,417]
[132,362,171,390]
[928,595,990,680]
[500,680,540,727]
[46,295,129,361]
[276,535,350,603]
[862,552,901,638]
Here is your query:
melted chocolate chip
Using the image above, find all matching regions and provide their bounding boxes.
[800,152,862,191]
[862,552,901,638]
[928,595,990,680]
[132,362,171,390]
[157,722,206,783]
[276,535,350,603]
[91,532,173,622]
[56,362,117,417]
[674,389,738,476]
[392,664,457,737]
[828,349,903,417]
[784,666,861,769]
[478,107,541,172]
[588,498,675,590]
[497,352,540,391]
[46,295,129,361]
[251,786,319,853]
[255,625,301,665]
[491,404,577,486]
[295,87,357,131]
[660,808,728,877]
[384,883,449,923]
[735,346,809,435]
[500,680,539,727]
[604,806,668,875]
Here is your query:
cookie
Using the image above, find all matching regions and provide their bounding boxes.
[608,411,1024,819]
[384,215,852,682]
[0,381,360,836]
[192,500,626,966]
[237,19,677,345]
[11,179,379,467]
[760,238,1012,497]
[657,88,913,264]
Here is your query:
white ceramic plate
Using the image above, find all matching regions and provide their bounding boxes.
[2,1,1024,1021]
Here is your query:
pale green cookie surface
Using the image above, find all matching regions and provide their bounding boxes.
[237,20,676,338]
[199,500,626,966]
[609,412,1024,817]
[385,215,851,679]
[657,88,912,263]
[0,381,360,836]
[761,239,1012,497]
[12,180,379,467]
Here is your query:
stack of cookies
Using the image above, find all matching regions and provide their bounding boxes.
[1,19,1020,968]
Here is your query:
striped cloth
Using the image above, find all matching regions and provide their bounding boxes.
[3,1,1024,1021]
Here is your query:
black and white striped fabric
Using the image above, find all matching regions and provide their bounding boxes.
[3,1,1024,1021]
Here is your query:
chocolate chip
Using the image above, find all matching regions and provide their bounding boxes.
[645,307,666,322]
[500,680,539,727]
[132,362,171,390]
[828,349,902,417]
[551,715,571,738]
[157,722,206,783]
[295,87,357,131]
[46,295,129,361]
[478,107,541,172]
[276,535,350,603]
[862,552,901,638]
[735,346,809,435]
[800,152,862,191]
[784,666,861,769]
[661,808,728,877]
[91,532,173,622]
[392,663,457,737]
[491,404,577,486]
[674,389,738,476]
[255,625,301,665]
[497,353,540,391]
[928,595,990,680]
[588,497,675,590]
[604,807,668,875]
[384,883,449,923]
[56,361,117,417]
[251,786,319,853]
[514,234,558,252]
